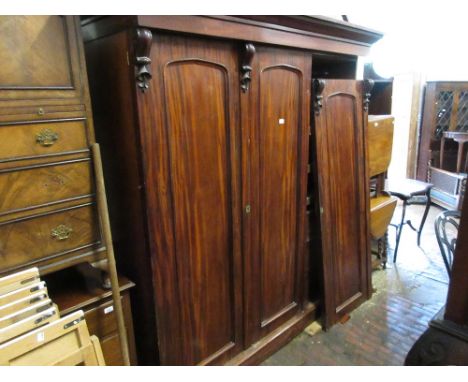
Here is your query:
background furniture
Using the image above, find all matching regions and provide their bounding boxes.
[417,81,468,179]
[417,81,468,211]
[0,268,105,366]
[364,63,393,116]
[0,16,135,364]
[368,115,397,268]
[45,265,138,365]
[82,15,382,365]
[0,16,105,276]
[405,192,468,365]
[387,179,433,262]
[434,210,460,277]
[440,131,468,173]
[0,310,104,366]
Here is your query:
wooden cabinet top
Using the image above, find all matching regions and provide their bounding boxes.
[81,15,383,56]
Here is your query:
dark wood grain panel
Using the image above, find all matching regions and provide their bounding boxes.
[140,34,243,365]
[84,30,158,365]
[312,79,370,328]
[164,60,234,359]
[259,67,300,322]
[244,45,311,344]
[326,94,362,308]
[0,159,93,215]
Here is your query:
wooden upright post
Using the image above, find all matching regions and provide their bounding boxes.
[91,143,130,366]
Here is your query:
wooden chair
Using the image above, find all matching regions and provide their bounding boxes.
[434,209,461,277]
[0,310,105,366]
[368,115,398,268]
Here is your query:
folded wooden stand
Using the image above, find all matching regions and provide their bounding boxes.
[0,268,104,365]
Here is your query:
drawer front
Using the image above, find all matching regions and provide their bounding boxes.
[0,160,93,215]
[84,299,118,339]
[0,204,100,271]
[100,333,123,366]
[0,290,49,318]
[0,282,47,306]
[82,293,137,365]
[0,119,88,161]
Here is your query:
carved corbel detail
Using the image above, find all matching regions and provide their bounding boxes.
[363,79,375,112]
[313,79,326,116]
[134,28,153,92]
[240,43,255,93]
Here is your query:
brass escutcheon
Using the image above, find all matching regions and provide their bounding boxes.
[36,129,59,147]
[51,224,73,240]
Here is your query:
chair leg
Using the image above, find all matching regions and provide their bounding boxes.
[417,189,432,247]
[393,200,408,263]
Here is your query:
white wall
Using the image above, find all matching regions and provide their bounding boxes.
[351,13,467,180]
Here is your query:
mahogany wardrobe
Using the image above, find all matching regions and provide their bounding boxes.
[81,16,382,365]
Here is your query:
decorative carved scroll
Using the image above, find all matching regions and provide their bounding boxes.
[240,43,255,93]
[363,79,374,112]
[313,79,326,116]
[134,28,153,92]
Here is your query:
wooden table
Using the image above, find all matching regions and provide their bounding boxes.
[386,178,433,263]
[440,131,468,173]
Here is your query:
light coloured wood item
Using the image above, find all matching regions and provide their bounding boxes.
[368,115,397,268]
[0,281,47,307]
[0,290,49,318]
[368,115,395,177]
[0,298,53,328]
[0,305,58,344]
[91,143,130,365]
[370,195,398,239]
[0,268,40,296]
[0,310,105,366]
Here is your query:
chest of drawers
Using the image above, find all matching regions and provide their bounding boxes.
[0,16,105,276]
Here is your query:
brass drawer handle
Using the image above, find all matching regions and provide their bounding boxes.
[36,129,59,147]
[51,224,73,240]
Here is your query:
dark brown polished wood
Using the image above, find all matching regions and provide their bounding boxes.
[312,79,371,328]
[82,15,382,365]
[445,190,468,325]
[143,34,244,366]
[405,193,468,365]
[244,45,312,345]
[82,16,382,56]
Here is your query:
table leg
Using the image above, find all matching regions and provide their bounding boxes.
[440,136,446,169]
[393,199,407,263]
[457,142,465,172]
[417,189,432,247]
[456,141,466,173]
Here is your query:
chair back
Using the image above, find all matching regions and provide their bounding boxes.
[434,209,461,277]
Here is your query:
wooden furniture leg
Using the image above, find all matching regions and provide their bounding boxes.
[440,135,446,169]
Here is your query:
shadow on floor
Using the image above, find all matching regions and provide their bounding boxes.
[262,204,449,366]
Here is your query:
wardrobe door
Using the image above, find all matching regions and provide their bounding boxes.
[139,34,243,365]
[243,45,312,345]
[312,79,371,329]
